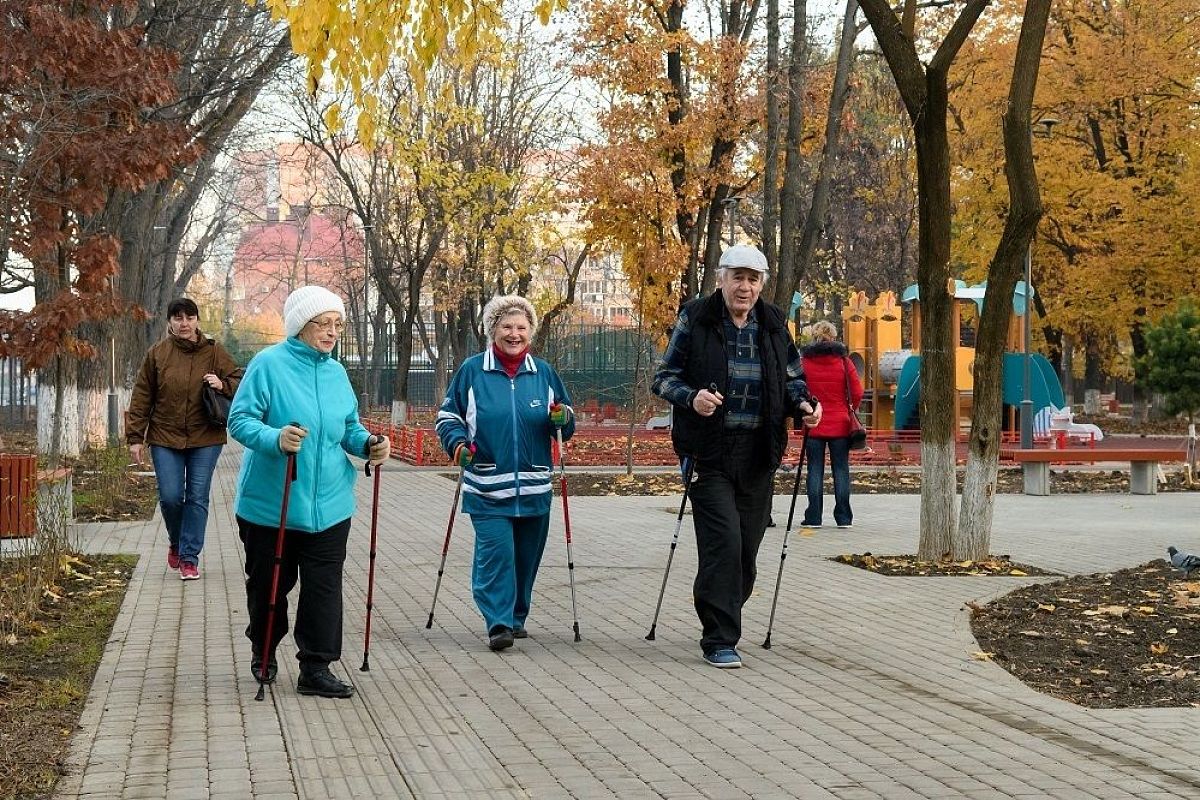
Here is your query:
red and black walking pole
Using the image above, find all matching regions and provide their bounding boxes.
[555,427,582,642]
[256,424,302,702]
[360,435,384,672]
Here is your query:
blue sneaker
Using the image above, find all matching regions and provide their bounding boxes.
[702,648,742,669]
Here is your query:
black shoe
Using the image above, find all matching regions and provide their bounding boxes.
[513,627,528,639]
[250,656,278,684]
[296,668,355,698]
[488,627,515,651]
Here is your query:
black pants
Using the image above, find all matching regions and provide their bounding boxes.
[238,515,350,675]
[689,432,775,652]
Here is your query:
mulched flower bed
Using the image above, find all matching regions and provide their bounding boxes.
[521,469,1199,497]
[970,560,1200,708]
[830,552,1058,577]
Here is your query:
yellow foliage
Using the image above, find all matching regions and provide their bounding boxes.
[262,0,563,139]
[949,0,1200,371]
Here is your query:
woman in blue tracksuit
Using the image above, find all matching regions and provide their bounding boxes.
[436,295,575,651]
[229,285,390,699]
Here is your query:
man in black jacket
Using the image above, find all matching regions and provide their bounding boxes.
[652,245,821,668]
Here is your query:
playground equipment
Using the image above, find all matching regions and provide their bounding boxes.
[841,280,1071,435]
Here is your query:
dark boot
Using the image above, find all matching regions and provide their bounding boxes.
[250,655,278,684]
[488,627,515,651]
[297,668,354,699]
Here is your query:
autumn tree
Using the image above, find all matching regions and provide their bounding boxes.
[292,14,572,422]
[572,0,764,329]
[0,0,199,459]
[59,1,292,448]
[857,0,989,556]
[950,0,1200,410]
[957,0,1052,556]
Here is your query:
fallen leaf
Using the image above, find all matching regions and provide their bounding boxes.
[1020,630,1044,638]
[1010,569,1028,577]
[972,651,995,661]
[1151,643,1170,655]
[1036,603,1056,613]
[1135,606,1157,614]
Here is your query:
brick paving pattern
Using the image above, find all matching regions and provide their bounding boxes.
[55,446,1200,798]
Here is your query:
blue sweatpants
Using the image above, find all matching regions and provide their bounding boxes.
[469,514,550,634]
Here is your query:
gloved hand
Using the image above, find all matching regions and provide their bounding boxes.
[549,402,569,428]
[278,424,307,454]
[453,442,476,467]
[367,435,390,466]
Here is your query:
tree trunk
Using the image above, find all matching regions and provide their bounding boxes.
[762,0,781,273]
[857,0,990,559]
[787,0,858,304]
[772,0,807,306]
[913,80,958,561]
[39,357,80,462]
[959,0,1051,559]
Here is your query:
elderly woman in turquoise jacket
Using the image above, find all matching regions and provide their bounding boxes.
[436,295,575,651]
[229,285,390,699]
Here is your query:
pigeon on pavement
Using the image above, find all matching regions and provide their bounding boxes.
[1167,546,1200,576]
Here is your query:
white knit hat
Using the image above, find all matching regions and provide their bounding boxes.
[481,294,538,339]
[283,286,346,338]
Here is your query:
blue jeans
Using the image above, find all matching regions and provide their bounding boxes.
[469,514,550,634]
[802,436,852,527]
[150,444,222,566]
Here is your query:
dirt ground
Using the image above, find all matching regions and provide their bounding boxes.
[969,560,1200,708]
[0,554,136,798]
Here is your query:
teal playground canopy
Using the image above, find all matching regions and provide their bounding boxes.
[892,352,1065,430]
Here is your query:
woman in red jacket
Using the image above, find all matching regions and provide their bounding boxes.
[799,321,864,528]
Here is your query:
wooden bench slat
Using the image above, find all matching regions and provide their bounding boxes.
[1001,448,1184,463]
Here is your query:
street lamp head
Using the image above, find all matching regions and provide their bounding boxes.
[1034,117,1060,137]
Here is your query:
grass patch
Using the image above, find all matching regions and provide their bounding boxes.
[0,553,137,798]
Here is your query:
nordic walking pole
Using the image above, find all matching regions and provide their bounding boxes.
[256,423,302,702]
[425,459,466,629]
[360,435,383,672]
[762,426,810,650]
[556,426,582,642]
[645,455,695,641]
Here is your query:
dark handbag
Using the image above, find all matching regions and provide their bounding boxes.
[844,358,868,451]
[202,382,232,428]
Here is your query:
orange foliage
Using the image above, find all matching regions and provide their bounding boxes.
[0,0,198,368]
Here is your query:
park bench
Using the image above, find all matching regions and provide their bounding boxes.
[1000,447,1186,496]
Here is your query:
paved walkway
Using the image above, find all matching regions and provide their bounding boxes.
[56,447,1200,799]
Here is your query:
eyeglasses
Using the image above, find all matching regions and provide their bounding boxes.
[307,318,345,334]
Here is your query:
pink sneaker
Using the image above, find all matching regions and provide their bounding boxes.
[179,563,200,581]
[167,547,180,570]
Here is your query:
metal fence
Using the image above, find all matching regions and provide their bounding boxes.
[339,321,663,410]
[0,357,36,428]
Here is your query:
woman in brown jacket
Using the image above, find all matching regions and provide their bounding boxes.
[127,298,241,580]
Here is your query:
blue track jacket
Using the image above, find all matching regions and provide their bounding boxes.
[436,349,575,518]
[229,337,372,532]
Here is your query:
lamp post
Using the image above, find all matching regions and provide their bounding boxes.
[721,195,741,245]
[1019,116,1058,449]
[107,332,119,447]
[1019,243,1034,448]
